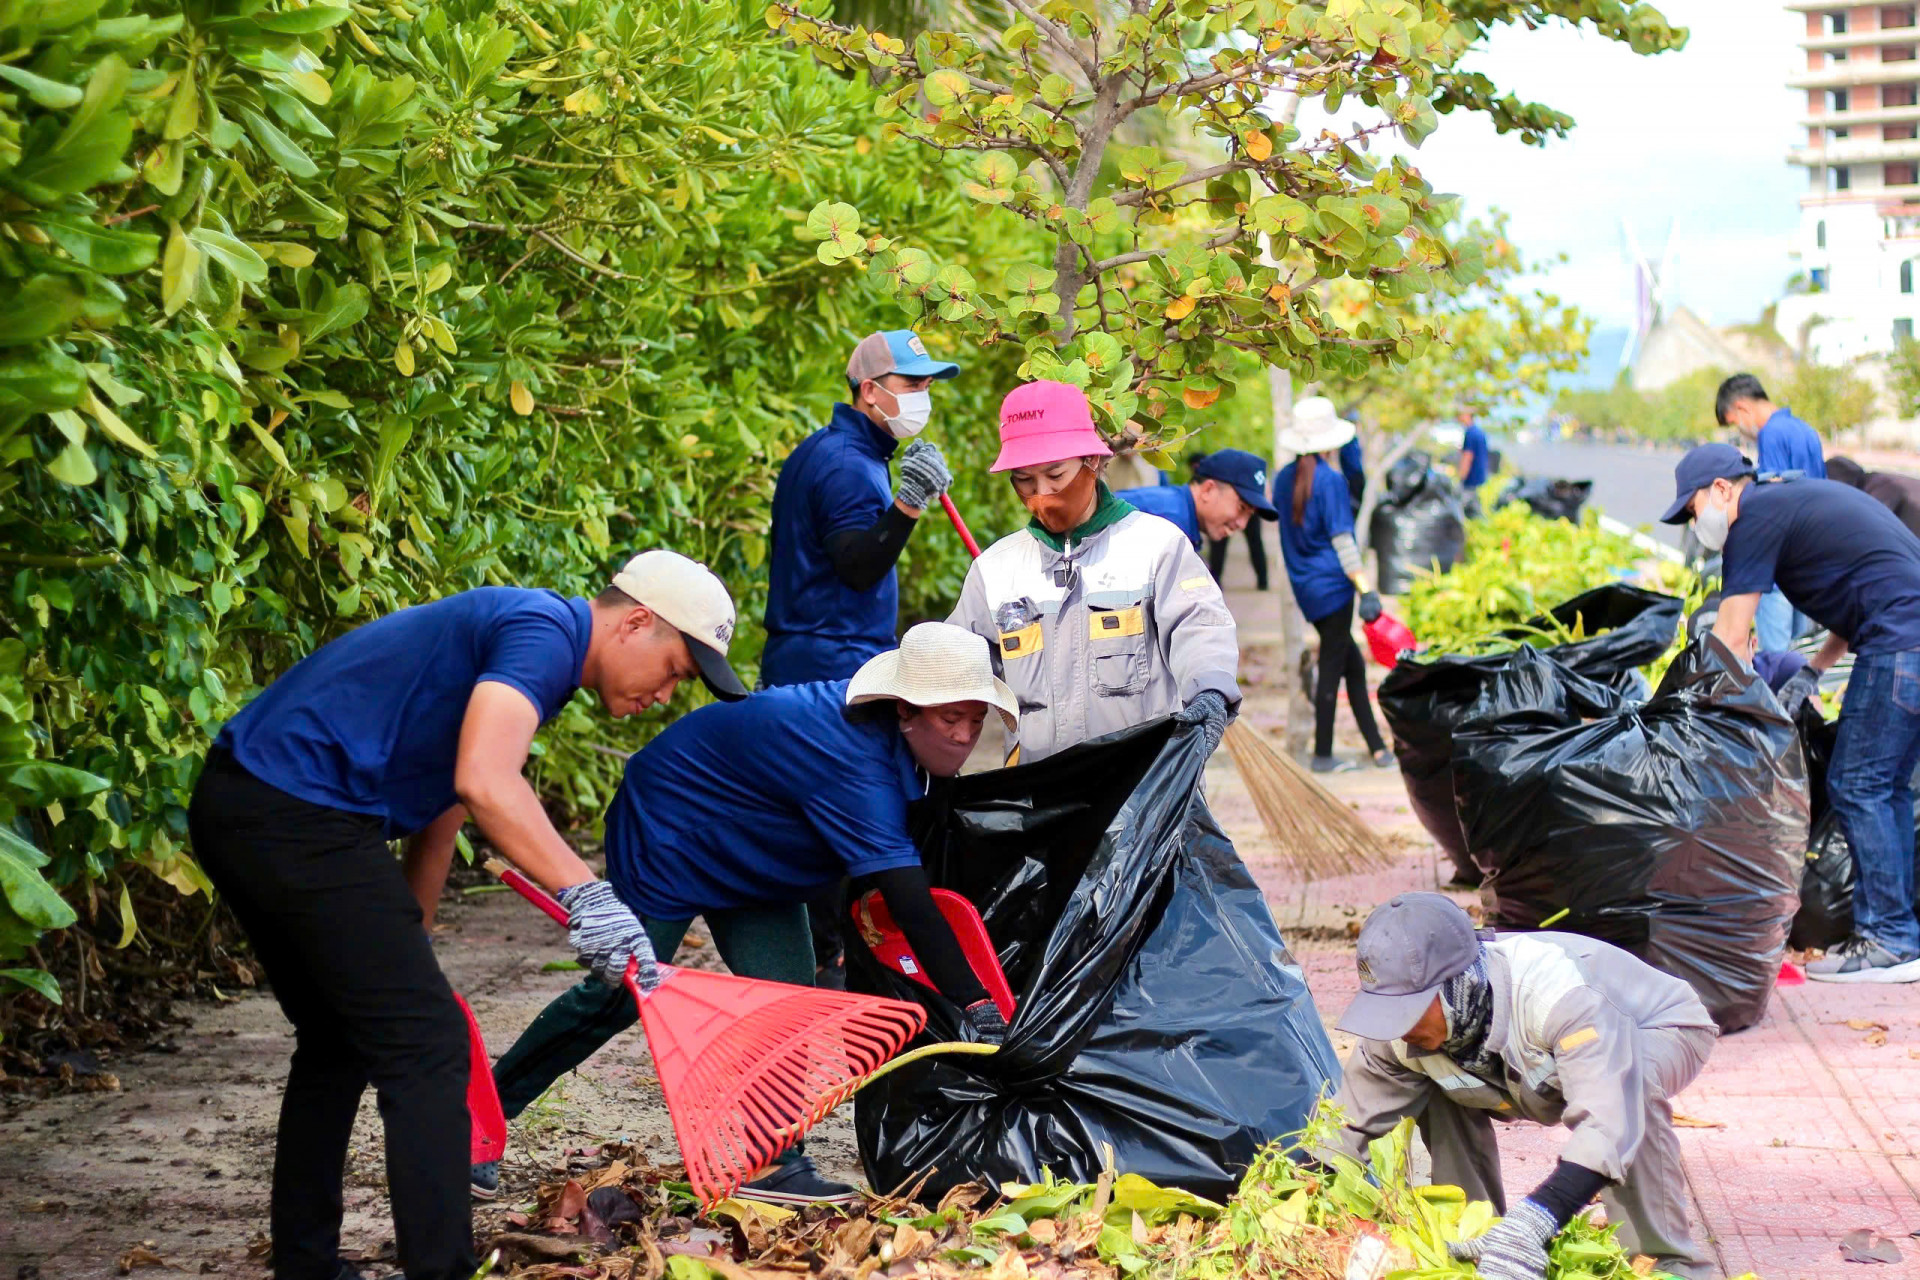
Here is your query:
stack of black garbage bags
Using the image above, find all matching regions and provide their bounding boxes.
[1380,585,1809,1033]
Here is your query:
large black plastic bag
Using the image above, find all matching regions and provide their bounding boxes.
[1370,454,1468,594]
[1450,638,1808,1033]
[1377,584,1683,883]
[1496,476,1594,522]
[845,720,1340,1200]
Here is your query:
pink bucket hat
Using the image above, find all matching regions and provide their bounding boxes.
[990,380,1114,472]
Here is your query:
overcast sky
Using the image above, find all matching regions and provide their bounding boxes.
[1297,1,1808,333]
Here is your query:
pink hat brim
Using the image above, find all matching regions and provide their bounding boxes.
[990,429,1114,472]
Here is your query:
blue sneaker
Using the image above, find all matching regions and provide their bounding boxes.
[738,1154,860,1206]
[471,1160,500,1200]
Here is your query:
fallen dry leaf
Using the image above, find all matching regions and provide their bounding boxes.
[1845,1019,1889,1032]
[1867,1029,1889,1047]
[1670,1113,1725,1129]
[117,1244,166,1274]
[1630,1256,1657,1276]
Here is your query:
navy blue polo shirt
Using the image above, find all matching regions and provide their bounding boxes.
[1115,483,1202,549]
[1276,456,1357,623]
[1755,407,1826,479]
[1460,423,1490,487]
[216,588,591,836]
[763,403,899,687]
[603,681,925,920]
[1722,479,1920,655]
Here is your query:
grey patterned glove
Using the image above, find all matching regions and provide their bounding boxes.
[1777,665,1821,716]
[1174,689,1233,757]
[895,440,952,512]
[1448,1198,1557,1280]
[556,880,659,992]
[962,1000,1008,1045]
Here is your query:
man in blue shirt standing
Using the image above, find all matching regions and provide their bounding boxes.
[762,330,960,688]
[188,551,748,1280]
[1114,447,1279,554]
[486,624,1018,1206]
[1456,411,1491,495]
[1715,374,1826,653]
[1663,445,1920,984]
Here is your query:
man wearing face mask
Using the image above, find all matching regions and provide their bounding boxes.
[485,623,1016,1206]
[1662,443,1920,984]
[762,330,960,689]
[949,381,1241,763]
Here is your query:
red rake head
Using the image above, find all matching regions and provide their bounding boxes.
[630,964,927,1203]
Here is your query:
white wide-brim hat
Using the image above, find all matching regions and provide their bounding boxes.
[847,621,1018,731]
[1276,395,1356,457]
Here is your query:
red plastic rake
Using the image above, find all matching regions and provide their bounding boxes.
[488,862,951,1202]
[456,992,508,1166]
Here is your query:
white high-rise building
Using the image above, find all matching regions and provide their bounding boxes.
[1780,2,1920,361]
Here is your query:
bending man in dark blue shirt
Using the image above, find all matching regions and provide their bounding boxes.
[487,623,1017,1206]
[1115,448,1279,586]
[1715,373,1826,653]
[190,551,749,1280]
[762,329,960,688]
[1663,444,1920,984]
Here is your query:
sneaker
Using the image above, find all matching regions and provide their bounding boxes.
[1310,755,1357,774]
[1371,748,1397,770]
[1805,935,1920,984]
[471,1160,500,1201]
[738,1154,861,1207]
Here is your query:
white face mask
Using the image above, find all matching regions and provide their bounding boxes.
[1694,490,1731,551]
[880,388,932,440]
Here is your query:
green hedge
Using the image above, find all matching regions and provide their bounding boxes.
[0,0,1057,996]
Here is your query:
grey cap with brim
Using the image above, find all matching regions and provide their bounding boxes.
[1333,891,1480,1041]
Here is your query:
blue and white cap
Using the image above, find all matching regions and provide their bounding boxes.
[847,329,960,384]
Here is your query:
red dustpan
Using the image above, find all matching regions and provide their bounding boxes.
[490,862,938,1203]
[850,888,1016,1020]
[456,993,508,1165]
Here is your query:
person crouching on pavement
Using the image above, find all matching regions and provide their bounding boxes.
[482,622,1018,1206]
[1331,893,1718,1280]
[947,380,1242,764]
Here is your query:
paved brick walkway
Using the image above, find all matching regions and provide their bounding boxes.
[1211,570,1920,1279]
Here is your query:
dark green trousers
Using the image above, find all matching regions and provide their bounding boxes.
[493,903,814,1120]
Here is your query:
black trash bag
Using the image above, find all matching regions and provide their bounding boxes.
[1377,585,1684,883]
[1495,476,1594,523]
[845,719,1340,1201]
[1370,458,1468,595]
[1450,637,1808,1033]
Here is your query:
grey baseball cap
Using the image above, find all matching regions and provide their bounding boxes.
[1334,892,1481,1041]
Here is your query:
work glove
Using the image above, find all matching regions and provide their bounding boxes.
[1174,689,1234,758]
[556,880,660,992]
[961,999,1009,1045]
[1448,1198,1557,1280]
[1357,591,1383,624]
[1778,665,1821,716]
[895,440,953,513]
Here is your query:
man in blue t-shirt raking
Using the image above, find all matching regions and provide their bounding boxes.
[1114,447,1279,553]
[1714,373,1827,653]
[1662,444,1920,984]
[189,550,748,1280]
[761,329,961,689]
[486,623,1017,1206]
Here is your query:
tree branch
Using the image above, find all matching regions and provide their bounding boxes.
[1110,160,1243,207]
[535,229,641,281]
[1005,0,1099,80]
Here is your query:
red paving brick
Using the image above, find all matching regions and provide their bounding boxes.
[1214,575,1920,1278]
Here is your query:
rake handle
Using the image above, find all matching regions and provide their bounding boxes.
[941,493,982,560]
[488,858,571,927]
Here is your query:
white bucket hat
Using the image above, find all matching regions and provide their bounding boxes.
[1276,396,1356,457]
[846,622,1018,730]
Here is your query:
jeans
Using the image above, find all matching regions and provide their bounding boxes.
[189,750,476,1280]
[492,902,814,1118]
[1828,650,1920,957]
[1753,588,1805,654]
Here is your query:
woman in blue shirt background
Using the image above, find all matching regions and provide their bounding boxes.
[1275,398,1394,773]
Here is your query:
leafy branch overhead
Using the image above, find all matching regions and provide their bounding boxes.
[779,0,1682,450]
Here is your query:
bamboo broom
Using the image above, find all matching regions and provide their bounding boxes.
[1223,718,1399,880]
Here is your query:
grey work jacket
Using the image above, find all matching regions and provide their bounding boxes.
[1335,932,1717,1181]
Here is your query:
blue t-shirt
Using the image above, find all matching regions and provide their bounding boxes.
[762,404,900,687]
[1722,479,1920,655]
[1275,456,1356,623]
[603,681,925,919]
[1755,408,1826,479]
[1114,483,1202,549]
[217,588,591,836]
[1460,423,1490,487]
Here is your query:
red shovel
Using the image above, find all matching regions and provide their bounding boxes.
[849,888,1016,1020]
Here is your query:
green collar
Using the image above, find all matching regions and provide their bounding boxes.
[1026,483,1134,552]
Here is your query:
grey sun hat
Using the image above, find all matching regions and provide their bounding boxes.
[1334,892,1481,1041]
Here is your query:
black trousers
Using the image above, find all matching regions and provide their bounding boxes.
[1310,598,1386,759]
[188,749,475,1280]
[1207,524,1269,589]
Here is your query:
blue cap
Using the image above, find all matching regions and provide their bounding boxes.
[1191,448,1279,520]
[847,329,960,384]
[1660,443,1755,523]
